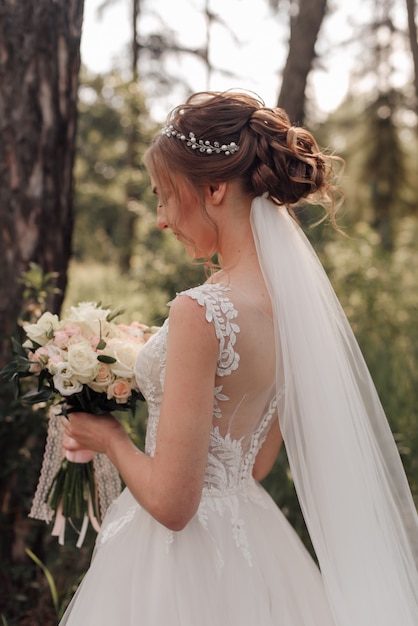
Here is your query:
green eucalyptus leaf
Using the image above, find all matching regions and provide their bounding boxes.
[21,387,54,404]
[106,306,126,322]
[97,355,117,364]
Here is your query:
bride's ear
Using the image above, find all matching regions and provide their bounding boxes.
[205,182,227,206]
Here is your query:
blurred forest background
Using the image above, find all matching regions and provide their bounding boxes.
[0,0,417,623]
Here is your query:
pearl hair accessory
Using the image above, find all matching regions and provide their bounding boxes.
[161,124,239,155]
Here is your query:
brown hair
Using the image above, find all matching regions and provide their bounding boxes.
[144,90,342,252]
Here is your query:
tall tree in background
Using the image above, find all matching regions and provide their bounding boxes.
[121,0,142,272]
[406,0,418,109]
[0,0,84,366]
[0,2,84,620]
[364,91,404,251]
[361,0,407,250]
[97,0,143,272]
[277,0,328,124]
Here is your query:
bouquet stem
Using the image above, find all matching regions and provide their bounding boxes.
[47,457,101,546]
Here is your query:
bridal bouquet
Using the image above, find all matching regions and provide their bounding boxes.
[3,301,157,545]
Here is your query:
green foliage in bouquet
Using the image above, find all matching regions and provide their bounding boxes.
[1,301,156,547]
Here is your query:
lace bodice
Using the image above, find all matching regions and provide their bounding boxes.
[132,283,279,563]
[135,284,278,490]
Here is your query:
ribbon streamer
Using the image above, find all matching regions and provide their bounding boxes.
[30,404,122,545]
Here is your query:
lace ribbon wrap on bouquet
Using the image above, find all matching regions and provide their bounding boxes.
[30,405,122,546]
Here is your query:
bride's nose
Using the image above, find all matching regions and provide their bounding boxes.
[156,206,168,230]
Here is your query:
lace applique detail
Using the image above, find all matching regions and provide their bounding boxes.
[198,487,255,566]
[98,504,138,546]
[213,385,229,419]
[205,394,279,492]
[135,320,169,457]
[241,394,280,479]
[139,320,168,407]
[133,285,281,566]
[196,393,281,565]
[165,528,174,548]
[177,284,240,420]
[177,284,240,378]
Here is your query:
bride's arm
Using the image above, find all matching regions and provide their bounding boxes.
[63,295,218,531]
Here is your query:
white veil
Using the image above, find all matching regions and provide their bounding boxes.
[250,195,418,626]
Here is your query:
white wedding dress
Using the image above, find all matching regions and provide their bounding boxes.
[60,282,336,625]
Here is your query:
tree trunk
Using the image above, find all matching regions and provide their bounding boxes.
[277,0,328,124]
[0,3,84,616]
[0,0,84,367]
[406,0,418,109]
[120,0,140,274]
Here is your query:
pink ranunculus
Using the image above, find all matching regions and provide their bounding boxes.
[28,346,50,373]
[89,336,101,349]
[117,322,149,341]
[33,346,49,359]
[66,333,86,347]
[63,322,83,337]
[53,330,71,348]
[48,354,63,364]
[106,378,132,404]
[28,352,42,374]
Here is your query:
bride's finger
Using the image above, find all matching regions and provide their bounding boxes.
[62,432,79,450]
[61,415,71,431]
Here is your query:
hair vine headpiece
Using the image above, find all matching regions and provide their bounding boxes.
[161,124,239,155]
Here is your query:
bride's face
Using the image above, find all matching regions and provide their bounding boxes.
[152,176,217,259]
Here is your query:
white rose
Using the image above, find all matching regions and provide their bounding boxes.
[24,312,61,347]
[67,302,111,336]
[104,339,143,379]
[66,341,100,383]
[53,374,83,396]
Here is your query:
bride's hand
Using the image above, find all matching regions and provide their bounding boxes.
[62,411,127,456]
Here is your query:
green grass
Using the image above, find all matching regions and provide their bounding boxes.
[64,259,168,326]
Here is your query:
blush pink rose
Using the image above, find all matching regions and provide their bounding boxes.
[88,363,114,392]
[106,378,132,404]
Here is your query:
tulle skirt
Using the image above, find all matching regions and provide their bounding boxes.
[60,481,335,625]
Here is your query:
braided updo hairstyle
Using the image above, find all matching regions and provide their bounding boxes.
[144,90,341,223]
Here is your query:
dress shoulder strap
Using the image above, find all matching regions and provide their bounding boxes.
[175,284,240,377]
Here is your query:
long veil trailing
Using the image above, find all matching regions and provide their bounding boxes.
[250,195,418,626]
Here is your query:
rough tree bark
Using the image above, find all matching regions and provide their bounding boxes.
[0,0,84,367]
[0,3,84,618]
[278,0,328,124]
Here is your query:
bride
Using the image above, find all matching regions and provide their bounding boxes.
[59,90,418,625]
